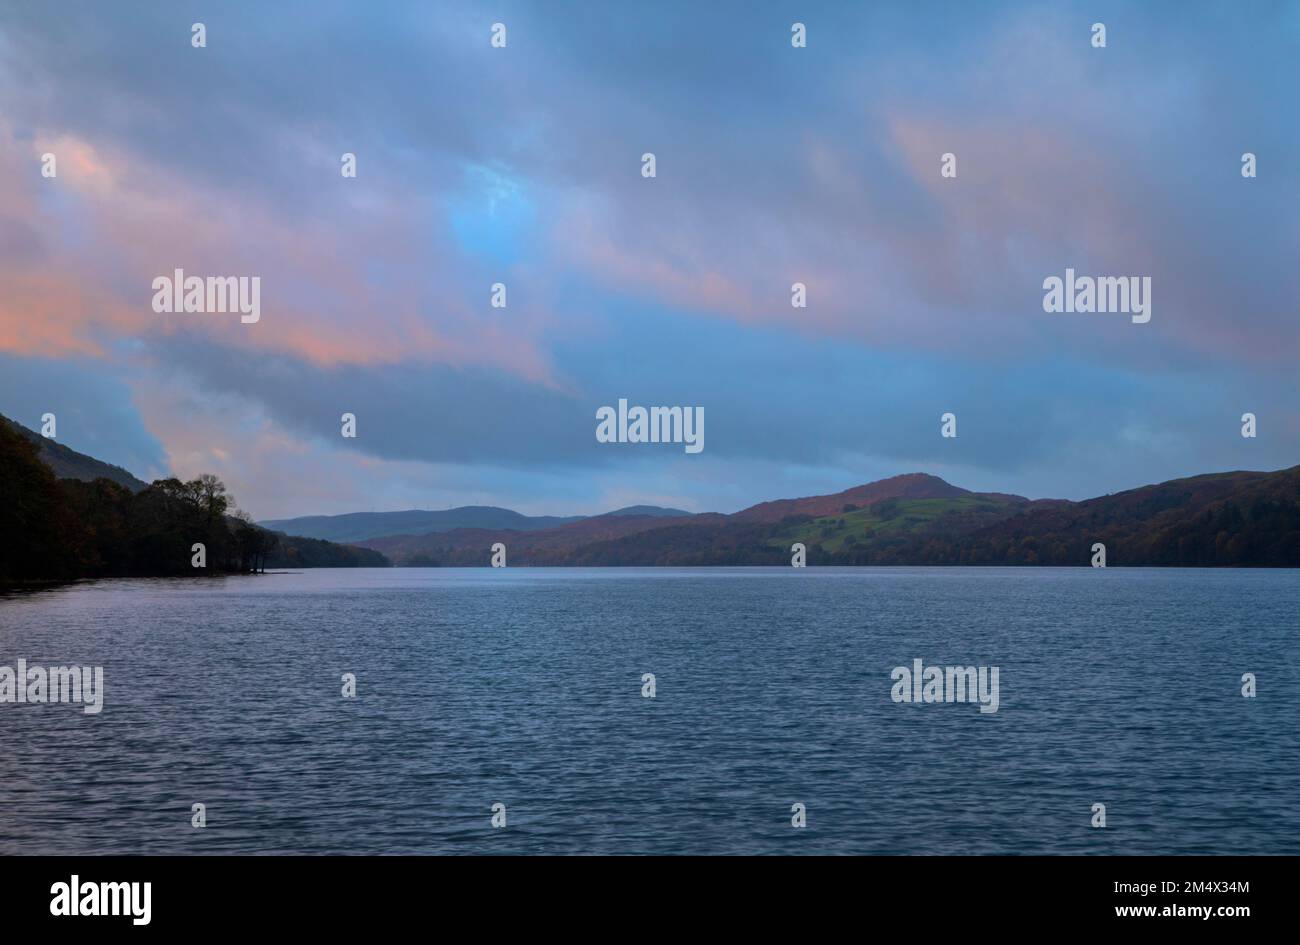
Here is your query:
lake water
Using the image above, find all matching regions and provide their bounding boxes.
[1,567,1297,855]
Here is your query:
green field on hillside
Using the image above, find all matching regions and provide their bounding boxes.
[773,496,1023,553]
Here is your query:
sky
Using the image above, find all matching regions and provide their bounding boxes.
[1,1,1297,520]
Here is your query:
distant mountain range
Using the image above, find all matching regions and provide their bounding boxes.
[8,411,1298,568]
[260,504,689,544]
[347,469,1300,567]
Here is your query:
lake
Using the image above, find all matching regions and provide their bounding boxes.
[1,567,1297,854]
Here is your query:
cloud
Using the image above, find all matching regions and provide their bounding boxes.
[1,1,1297,516]
[0,354,168,478]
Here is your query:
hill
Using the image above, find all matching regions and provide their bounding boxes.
[355,468,1300,567]
[889,468,1300,567]
[261,504,691,543]
[363,510,702,564]
[260,507,585,543]
[730,472,982,522]
[0,415,387,581]
[11,405,1293,569]
[2,415,148,491]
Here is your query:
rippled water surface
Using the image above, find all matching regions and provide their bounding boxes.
[1,567,1297,854]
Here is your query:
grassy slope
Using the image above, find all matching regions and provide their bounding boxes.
[774,495,1031,553]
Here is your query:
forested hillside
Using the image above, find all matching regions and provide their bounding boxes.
[0,419,386,582]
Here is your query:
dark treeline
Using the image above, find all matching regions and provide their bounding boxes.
[264,533,388,569]
[1,420,385,582]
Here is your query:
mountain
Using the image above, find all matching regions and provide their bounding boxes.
[603,505,692,518]
[356,484,1025,566]
[261,504,691,543]
[729,472,978,522]
[356,473,1038,566]
[260,507,585,543]
[354,468,1300,567]
[364,509,702,564]
[904,467,1300,567]
[2,415,148,492]
[10,404,1294,569]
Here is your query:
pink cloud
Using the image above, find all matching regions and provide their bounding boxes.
[0,122,559,384]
